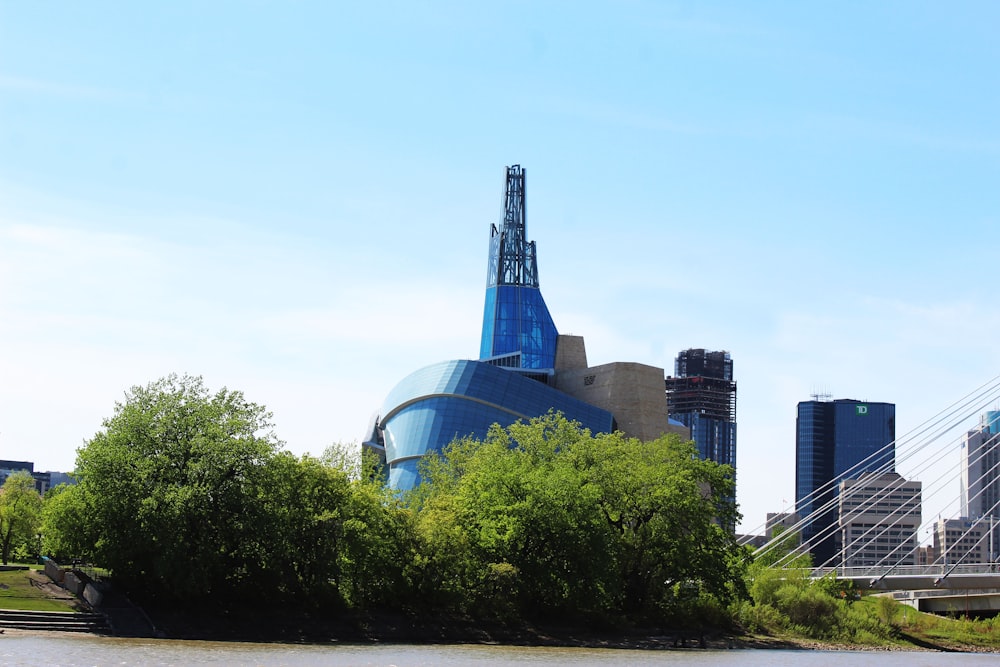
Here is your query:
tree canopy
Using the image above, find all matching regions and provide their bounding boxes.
[0,471,43,564]
[67,374,284,599]
[409,412,744,623]
[45,374,414,606]
[45,377,745,626]
[38,375,994,644]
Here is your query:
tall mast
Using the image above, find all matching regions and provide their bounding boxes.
[486,165,538,288]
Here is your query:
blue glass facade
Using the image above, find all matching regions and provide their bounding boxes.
[379,360,614,489]
[795,399,895,565]
[674,414,737,465]
[831,402,896,479]
[479,165,559,371]
[479,285,559,369]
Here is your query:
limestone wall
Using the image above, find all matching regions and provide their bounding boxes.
[554,361,673,441]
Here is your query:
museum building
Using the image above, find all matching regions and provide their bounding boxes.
[363,165,684,490]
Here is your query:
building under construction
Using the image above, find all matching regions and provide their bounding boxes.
[665,349,737,466]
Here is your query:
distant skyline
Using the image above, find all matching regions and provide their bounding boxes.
[2,2,1000,532]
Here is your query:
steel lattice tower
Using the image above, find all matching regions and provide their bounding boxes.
[486,165,538,288]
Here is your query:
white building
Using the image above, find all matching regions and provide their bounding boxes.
[838,472,921,568]
[933,516,998,565]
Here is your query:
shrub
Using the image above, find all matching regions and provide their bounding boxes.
[874,595,898,627]
[773,584,841,637]
[734,599,786,634]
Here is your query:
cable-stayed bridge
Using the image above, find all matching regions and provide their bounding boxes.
[813,564,1000,591]
[745,375,1000,610]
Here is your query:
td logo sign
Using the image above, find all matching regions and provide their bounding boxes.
[856,405,868,415]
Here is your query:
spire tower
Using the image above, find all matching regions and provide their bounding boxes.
[480,165,558,370]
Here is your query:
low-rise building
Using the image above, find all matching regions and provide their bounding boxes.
[933,516,998,565]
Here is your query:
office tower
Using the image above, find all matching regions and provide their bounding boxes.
[961,411,1000,520]
[665,349,737,468]
[838,472,920,568]
[795,398,895,566]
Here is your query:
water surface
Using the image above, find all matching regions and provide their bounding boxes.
[1,635,997,666]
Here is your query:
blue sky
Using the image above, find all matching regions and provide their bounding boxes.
[2,2,999,533]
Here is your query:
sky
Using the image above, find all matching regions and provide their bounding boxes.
[2,2,1000,533]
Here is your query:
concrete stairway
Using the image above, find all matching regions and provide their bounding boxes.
[0,609,110,633]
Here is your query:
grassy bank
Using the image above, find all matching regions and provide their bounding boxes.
[745,595,1000,652]
[128,594,1000,652]
[0,568,80,612]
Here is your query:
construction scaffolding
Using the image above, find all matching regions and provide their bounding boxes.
[665,375,737,422]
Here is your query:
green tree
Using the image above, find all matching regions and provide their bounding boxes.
[751,526,811,569]
[254,449,416,607]
[410,423,611,618]
[40,483,92,562]
[407,437,482,612]
[0,471,43,564]
[70,374,283,601]
[252,451,351,602]
[410,412,745,623]
[574,428,743,617]
[337,465,416,609]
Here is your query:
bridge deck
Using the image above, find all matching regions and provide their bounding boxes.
[806,565,1000,591]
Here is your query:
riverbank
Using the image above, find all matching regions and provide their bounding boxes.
[6,566,999,654]
[1,607,996,654]
[137,603,761,648]
[132,605,995,653]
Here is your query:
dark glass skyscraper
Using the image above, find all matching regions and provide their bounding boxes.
[665,349,737,531]
[665,349,737,468]
[795,399,896,566]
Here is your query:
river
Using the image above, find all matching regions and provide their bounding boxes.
[0,635,998,666]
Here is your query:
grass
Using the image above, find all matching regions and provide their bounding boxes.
[894,607,1000,651]
[741,590,1000,651]
[0,568,81,612]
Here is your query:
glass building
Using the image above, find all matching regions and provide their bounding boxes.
[665,349,737,468]
[795,398,896,566]
[479,164,558,372]
[376,360,614,489]
[365,165,635,490]
[664,349,737,531]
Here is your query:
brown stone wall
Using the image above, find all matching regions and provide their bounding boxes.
[554,335,588,371]
[554,361,671,441]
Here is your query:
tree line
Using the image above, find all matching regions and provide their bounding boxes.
[22,373,984,644]
[33,374,748,626]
